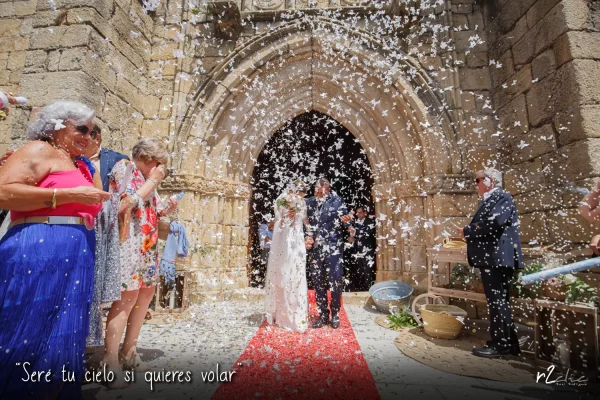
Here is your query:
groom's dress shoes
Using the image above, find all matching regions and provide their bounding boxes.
[331,315,340,329]
[472,346,510,358]
[312,317,328,329]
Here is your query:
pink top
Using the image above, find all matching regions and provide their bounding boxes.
[11,161,102,227]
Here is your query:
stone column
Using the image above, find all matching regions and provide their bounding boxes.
[160,174,250,302]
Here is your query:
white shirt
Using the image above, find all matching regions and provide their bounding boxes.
[483,187,499,201]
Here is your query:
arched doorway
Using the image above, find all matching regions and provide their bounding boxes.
[248,111,375,290]
[167,18,465,294]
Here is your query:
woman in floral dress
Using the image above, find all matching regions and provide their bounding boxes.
[102,138,177,388]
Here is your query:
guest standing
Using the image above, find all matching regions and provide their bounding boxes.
[348,206,376,291]
[0,101,109,398]
[85,124,127,348]
[102,138,177,388]
[458,168,523,358]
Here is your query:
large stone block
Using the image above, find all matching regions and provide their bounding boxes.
[101,92,143,136]
[497,94,529,137]
[512,2,567,66]
[430,193,478,217]
[458,67,491,90]
[519,212,550,244]
[58,47,88,71]
[554,105,600,147]
[514,186,564,214]
[31,9,65,28]
[504,157,545,195]
[0,19,21,37]
[453,30,487,53]
[558,138,600,181]
[508,123,556,163]
[7,50,25,71]
[531,48,556,81]
[29,25,92,50]
[574,59,600,106]
[526,62,577,127]
[0,0,36,17]
[36,0,114,19]
[547,208,598,244]
[492,64,532,109]
[19,70,104,110]
[526,0,561,28]
[554,31,600,67]
[494,0,536,34]
[23,50,47,74]
[490,49,514,89]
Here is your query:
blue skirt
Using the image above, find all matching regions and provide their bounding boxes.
[0,223,95,399]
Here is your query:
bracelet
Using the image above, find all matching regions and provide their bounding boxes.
[52,188,57,209]
[148,178,158,186]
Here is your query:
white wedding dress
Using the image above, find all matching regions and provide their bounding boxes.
[264,190,309,333]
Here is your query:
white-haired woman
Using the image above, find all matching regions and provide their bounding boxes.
[0,100,110,398]
[102,138,177,388]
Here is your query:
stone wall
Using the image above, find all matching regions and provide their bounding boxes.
[485,0,600,247]
[2,0,598,299]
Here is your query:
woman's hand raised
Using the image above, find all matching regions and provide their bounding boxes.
[67,186,110,205]
[148,164,166,183]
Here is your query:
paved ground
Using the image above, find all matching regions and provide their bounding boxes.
[83,299,600,400]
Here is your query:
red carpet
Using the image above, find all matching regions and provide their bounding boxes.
[211,290,380,400]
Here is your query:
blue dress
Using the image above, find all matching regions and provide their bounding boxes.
[0,165,99,399]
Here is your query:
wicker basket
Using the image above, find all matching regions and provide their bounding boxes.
[420,304,467,340]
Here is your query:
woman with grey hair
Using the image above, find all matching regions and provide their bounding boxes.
[102,138,178,388]
[0,100,110,398]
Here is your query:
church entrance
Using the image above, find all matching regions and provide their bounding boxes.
[248,111,375,291]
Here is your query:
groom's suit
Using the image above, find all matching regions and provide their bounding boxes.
[306,191,349,322]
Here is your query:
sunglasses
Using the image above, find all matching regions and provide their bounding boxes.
[75,125,99,140]
[474,177,487,184]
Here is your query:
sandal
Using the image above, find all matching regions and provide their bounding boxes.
[99,361,130,390]
[120,348,152,372]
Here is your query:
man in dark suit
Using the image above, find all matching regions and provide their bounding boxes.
[348,206,376,291]
[85,124,129,191]
[458,168,524,358]
[305,178,353,329]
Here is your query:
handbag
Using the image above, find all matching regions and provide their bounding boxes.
[158,218,170,241]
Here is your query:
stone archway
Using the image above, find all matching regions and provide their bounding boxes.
[164,17,466,296]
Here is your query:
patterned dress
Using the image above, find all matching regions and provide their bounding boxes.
[110,159,165,291]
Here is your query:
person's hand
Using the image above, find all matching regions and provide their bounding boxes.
[159,197,177,216]
[148,164,166,183]
[340,212,354,224]
[348,227,356,235]
[590,234,600,256]
[118,193,135,214]
[457,227,465,238]
[305,236,314,249]
[69,186,110,205]
[0,150,14,167]
[287,209,296,220]
[6,94,18,105]
[348,237,355,243]
[265,237,271,243]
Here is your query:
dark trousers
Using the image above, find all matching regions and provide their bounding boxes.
[309,243,344,320]
[480,267,520,351]
[355,249,375,291]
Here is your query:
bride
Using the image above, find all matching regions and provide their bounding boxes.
[264,180,309,333]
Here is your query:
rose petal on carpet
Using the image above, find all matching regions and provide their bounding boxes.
[211,290,380,400]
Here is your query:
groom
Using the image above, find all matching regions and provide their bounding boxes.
[305,178,353,329]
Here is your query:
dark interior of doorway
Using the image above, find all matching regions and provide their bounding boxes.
[248,111,375,291]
